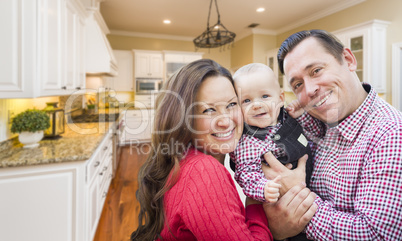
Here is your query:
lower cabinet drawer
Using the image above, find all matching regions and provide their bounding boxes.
[87,151,101,183]
[98,159,113,212]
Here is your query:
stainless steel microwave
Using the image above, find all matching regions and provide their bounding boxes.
[136,78,163,94]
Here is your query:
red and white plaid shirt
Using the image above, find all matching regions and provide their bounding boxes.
[299,84,402,240]
[229,123,286,202]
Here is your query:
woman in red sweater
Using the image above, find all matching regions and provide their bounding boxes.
[131,59,312,240]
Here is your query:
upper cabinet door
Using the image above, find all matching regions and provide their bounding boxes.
[0,0,87,98]
[0,0,37,98]
[148,54,164,78]
[134,51,163,78]
[38,0,67,96]
[333,20,390,93]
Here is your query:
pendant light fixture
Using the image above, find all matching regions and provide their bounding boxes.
[193,0,236,50]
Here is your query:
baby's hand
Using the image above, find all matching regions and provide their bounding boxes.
[286,100,305,118]
[264,175,281,203]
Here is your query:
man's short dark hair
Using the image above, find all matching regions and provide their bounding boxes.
[277,29,345,74]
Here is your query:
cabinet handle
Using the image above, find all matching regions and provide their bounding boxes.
[61,86,67,90]
[102,191,107,198]
[76,87,81,90]
[103,146,108,151]
[94,161,100,167]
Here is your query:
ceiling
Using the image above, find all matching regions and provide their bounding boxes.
[100,0,365,40]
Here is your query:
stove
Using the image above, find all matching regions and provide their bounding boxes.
[68,113,120,123]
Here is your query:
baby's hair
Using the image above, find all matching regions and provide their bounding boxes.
[233,63,280,90]
[233,63,273,81]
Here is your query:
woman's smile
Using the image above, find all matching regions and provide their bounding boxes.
[192,75,243,156]
[212,128,235,139]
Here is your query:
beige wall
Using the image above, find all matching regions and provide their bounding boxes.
[276,0,402,104]
[253,34,277,64]
[230,35,254,72]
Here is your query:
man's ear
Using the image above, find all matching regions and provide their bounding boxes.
[343,48,357,72]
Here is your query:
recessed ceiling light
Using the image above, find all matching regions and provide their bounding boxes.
[163,19,171,24]
[256,8,265,12]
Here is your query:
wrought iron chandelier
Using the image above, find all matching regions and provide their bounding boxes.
[193,0,236,50]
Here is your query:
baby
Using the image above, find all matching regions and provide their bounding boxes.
[229,63,313,203]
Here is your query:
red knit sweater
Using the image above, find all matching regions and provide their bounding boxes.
[159,148,273,241]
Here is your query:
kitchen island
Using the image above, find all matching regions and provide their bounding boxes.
[0,119,117,241]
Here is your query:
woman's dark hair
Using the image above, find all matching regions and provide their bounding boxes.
[131,59,234,241]
[277,29,345,74]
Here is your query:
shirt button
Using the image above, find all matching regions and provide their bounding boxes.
[273,134,281,140]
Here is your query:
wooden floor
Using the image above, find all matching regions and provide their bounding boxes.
[93,144,150,241]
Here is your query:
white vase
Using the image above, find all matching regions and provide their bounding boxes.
[18,131,44,148]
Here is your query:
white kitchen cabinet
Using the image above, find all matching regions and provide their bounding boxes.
[38,0,68,96]
[113,50,134,91]
[0,0,87,98]
[0,161,86,241]
[102,76,115,91]
[0,131,114,241]
[134,50,164,78]
[86,131,114,241]
[0,0,37,98]
[135,94,156,109]
[164,51,203,80]
[121,109,154,144]
[333,20,390,93]
[66,0,86,91]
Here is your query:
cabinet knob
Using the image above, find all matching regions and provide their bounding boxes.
[61,86,67,90]
[94,161,100,167]
[76,87,81,90]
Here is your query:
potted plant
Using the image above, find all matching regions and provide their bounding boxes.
[11,109,50,148]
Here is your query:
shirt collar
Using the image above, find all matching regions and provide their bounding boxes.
[333,83,376,140]
[243,107,286,141]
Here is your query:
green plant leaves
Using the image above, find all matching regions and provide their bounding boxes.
[11,109,51,133]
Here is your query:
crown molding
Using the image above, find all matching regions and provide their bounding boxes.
[109,30,194,41]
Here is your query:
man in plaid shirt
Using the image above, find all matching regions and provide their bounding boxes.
[262,29,402,240]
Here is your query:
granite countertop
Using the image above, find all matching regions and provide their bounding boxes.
[0,114,117,169]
